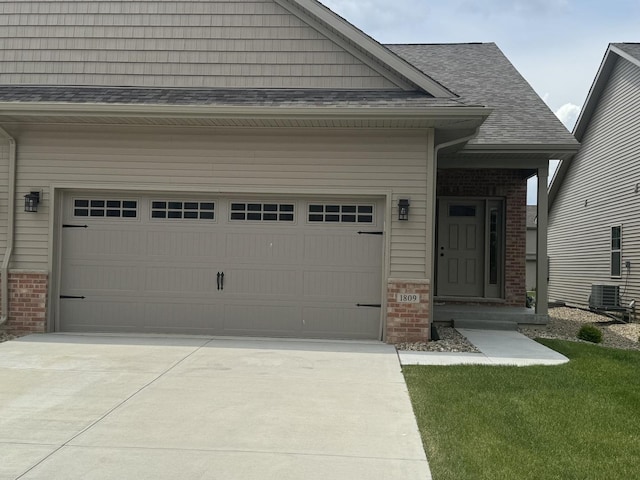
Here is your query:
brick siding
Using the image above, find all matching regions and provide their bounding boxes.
[437,168,527,307]
[0,272,48,334]
[386,279,430,343]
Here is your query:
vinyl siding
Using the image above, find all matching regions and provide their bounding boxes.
[549,56,640,307]
[0,0,400,89]
[10,125,431,279]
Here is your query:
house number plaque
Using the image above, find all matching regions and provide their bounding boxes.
[396,294,420,303]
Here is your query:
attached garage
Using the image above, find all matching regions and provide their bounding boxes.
[58,192,384,340]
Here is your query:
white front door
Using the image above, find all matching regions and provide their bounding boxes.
[437,199,485,297]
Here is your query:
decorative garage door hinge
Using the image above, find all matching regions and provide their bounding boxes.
[357,303,382,308]
[60,295,86,299]
[62,224,88,228]
[357,231,383,235]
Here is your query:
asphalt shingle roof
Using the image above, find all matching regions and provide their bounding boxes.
[0,86,468,109]
[387,43,579,147]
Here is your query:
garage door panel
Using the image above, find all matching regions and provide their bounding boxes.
[144,267,219,295]
[222,268,301,297]
[303,270,381,299]
[61,300,147,332]
[64,229,146,258]
[225,233,302,263]
[146,230,226,259]
[145,303,224,334]
[304,235,382,266]
[302,306,380,340]
[224,304,301,336]
[62,263,143,293]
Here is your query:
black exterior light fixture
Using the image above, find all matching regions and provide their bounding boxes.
[398,198,410,221]
[24,191,40,213]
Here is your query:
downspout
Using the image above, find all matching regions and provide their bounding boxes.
[0,126,16,327]
[429,128,480,336]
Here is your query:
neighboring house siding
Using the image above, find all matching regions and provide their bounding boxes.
[0,0,400,89]
[10,125,431,279]
[549,56,640,306]
[437,168,527,307]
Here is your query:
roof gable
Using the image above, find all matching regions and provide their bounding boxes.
[0,0,450,96]
[549,43,640,205]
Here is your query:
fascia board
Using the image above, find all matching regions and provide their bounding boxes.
[0,102,491,120]
[276,0,454,97]
[462,143,580,153]
[610,44,640,69]
[572,46,619,141]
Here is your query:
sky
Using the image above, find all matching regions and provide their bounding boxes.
[318,0,640,203]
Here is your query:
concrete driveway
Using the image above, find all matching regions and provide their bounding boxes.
[0,335,430,480]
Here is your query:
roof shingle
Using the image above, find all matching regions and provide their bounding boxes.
[387,43,578,147]
[0,86,468,109]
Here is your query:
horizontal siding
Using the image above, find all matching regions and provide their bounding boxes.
[549,56,640,306]
[12,125,430,279]
[0,0,400,89]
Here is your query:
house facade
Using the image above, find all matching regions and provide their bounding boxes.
[0,0,577,343]
[549,43,640,309]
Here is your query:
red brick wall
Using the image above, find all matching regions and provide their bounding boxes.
[386,280,430,343]
[437,168,527,307]
[0,272,48,334]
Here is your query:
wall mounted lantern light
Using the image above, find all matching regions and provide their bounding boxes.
[398,198,410,221]
[24,191,40,213]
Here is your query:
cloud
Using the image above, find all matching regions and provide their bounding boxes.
[555,103,581,130]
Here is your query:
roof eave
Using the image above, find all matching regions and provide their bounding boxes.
[0,101,492,121]
[462,143,580,159]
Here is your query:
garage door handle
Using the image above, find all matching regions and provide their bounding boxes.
[216,272,221,291]
[220,272,225,291]
[357,304,381,308]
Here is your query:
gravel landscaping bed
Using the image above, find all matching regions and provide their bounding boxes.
[397,326,480,353]
[0,331,17,344]
[398,306,640,353]
[520,306,640,351]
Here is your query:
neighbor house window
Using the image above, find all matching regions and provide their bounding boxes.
[611,226,622,277]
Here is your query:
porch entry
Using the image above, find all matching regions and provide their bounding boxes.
[436,198,504,299]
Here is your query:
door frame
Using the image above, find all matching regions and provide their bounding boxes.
[435,196,505,300]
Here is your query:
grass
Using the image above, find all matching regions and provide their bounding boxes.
[403,340,640,480]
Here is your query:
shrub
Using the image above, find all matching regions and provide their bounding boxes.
[577,324,603,344]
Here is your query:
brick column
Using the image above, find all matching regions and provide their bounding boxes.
[0,271,48,334]
[386,279,430,344]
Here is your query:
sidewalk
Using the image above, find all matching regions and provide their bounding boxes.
[398,329,569,367]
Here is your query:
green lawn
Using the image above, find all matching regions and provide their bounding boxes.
[403,340,640,480]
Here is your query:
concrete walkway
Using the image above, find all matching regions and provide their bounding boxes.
[0,334,430,480]
[399,329,569,366]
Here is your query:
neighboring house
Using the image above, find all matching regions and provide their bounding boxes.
[549,43,640,309]
[526,206,537,292]
[0,0,577,343]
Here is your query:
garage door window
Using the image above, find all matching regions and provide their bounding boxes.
[308,204,374,223]
[230,203,294,221]
[151,201,215,220]
[74,199,138,218]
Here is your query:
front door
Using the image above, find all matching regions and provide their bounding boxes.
[437,199,485,297]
